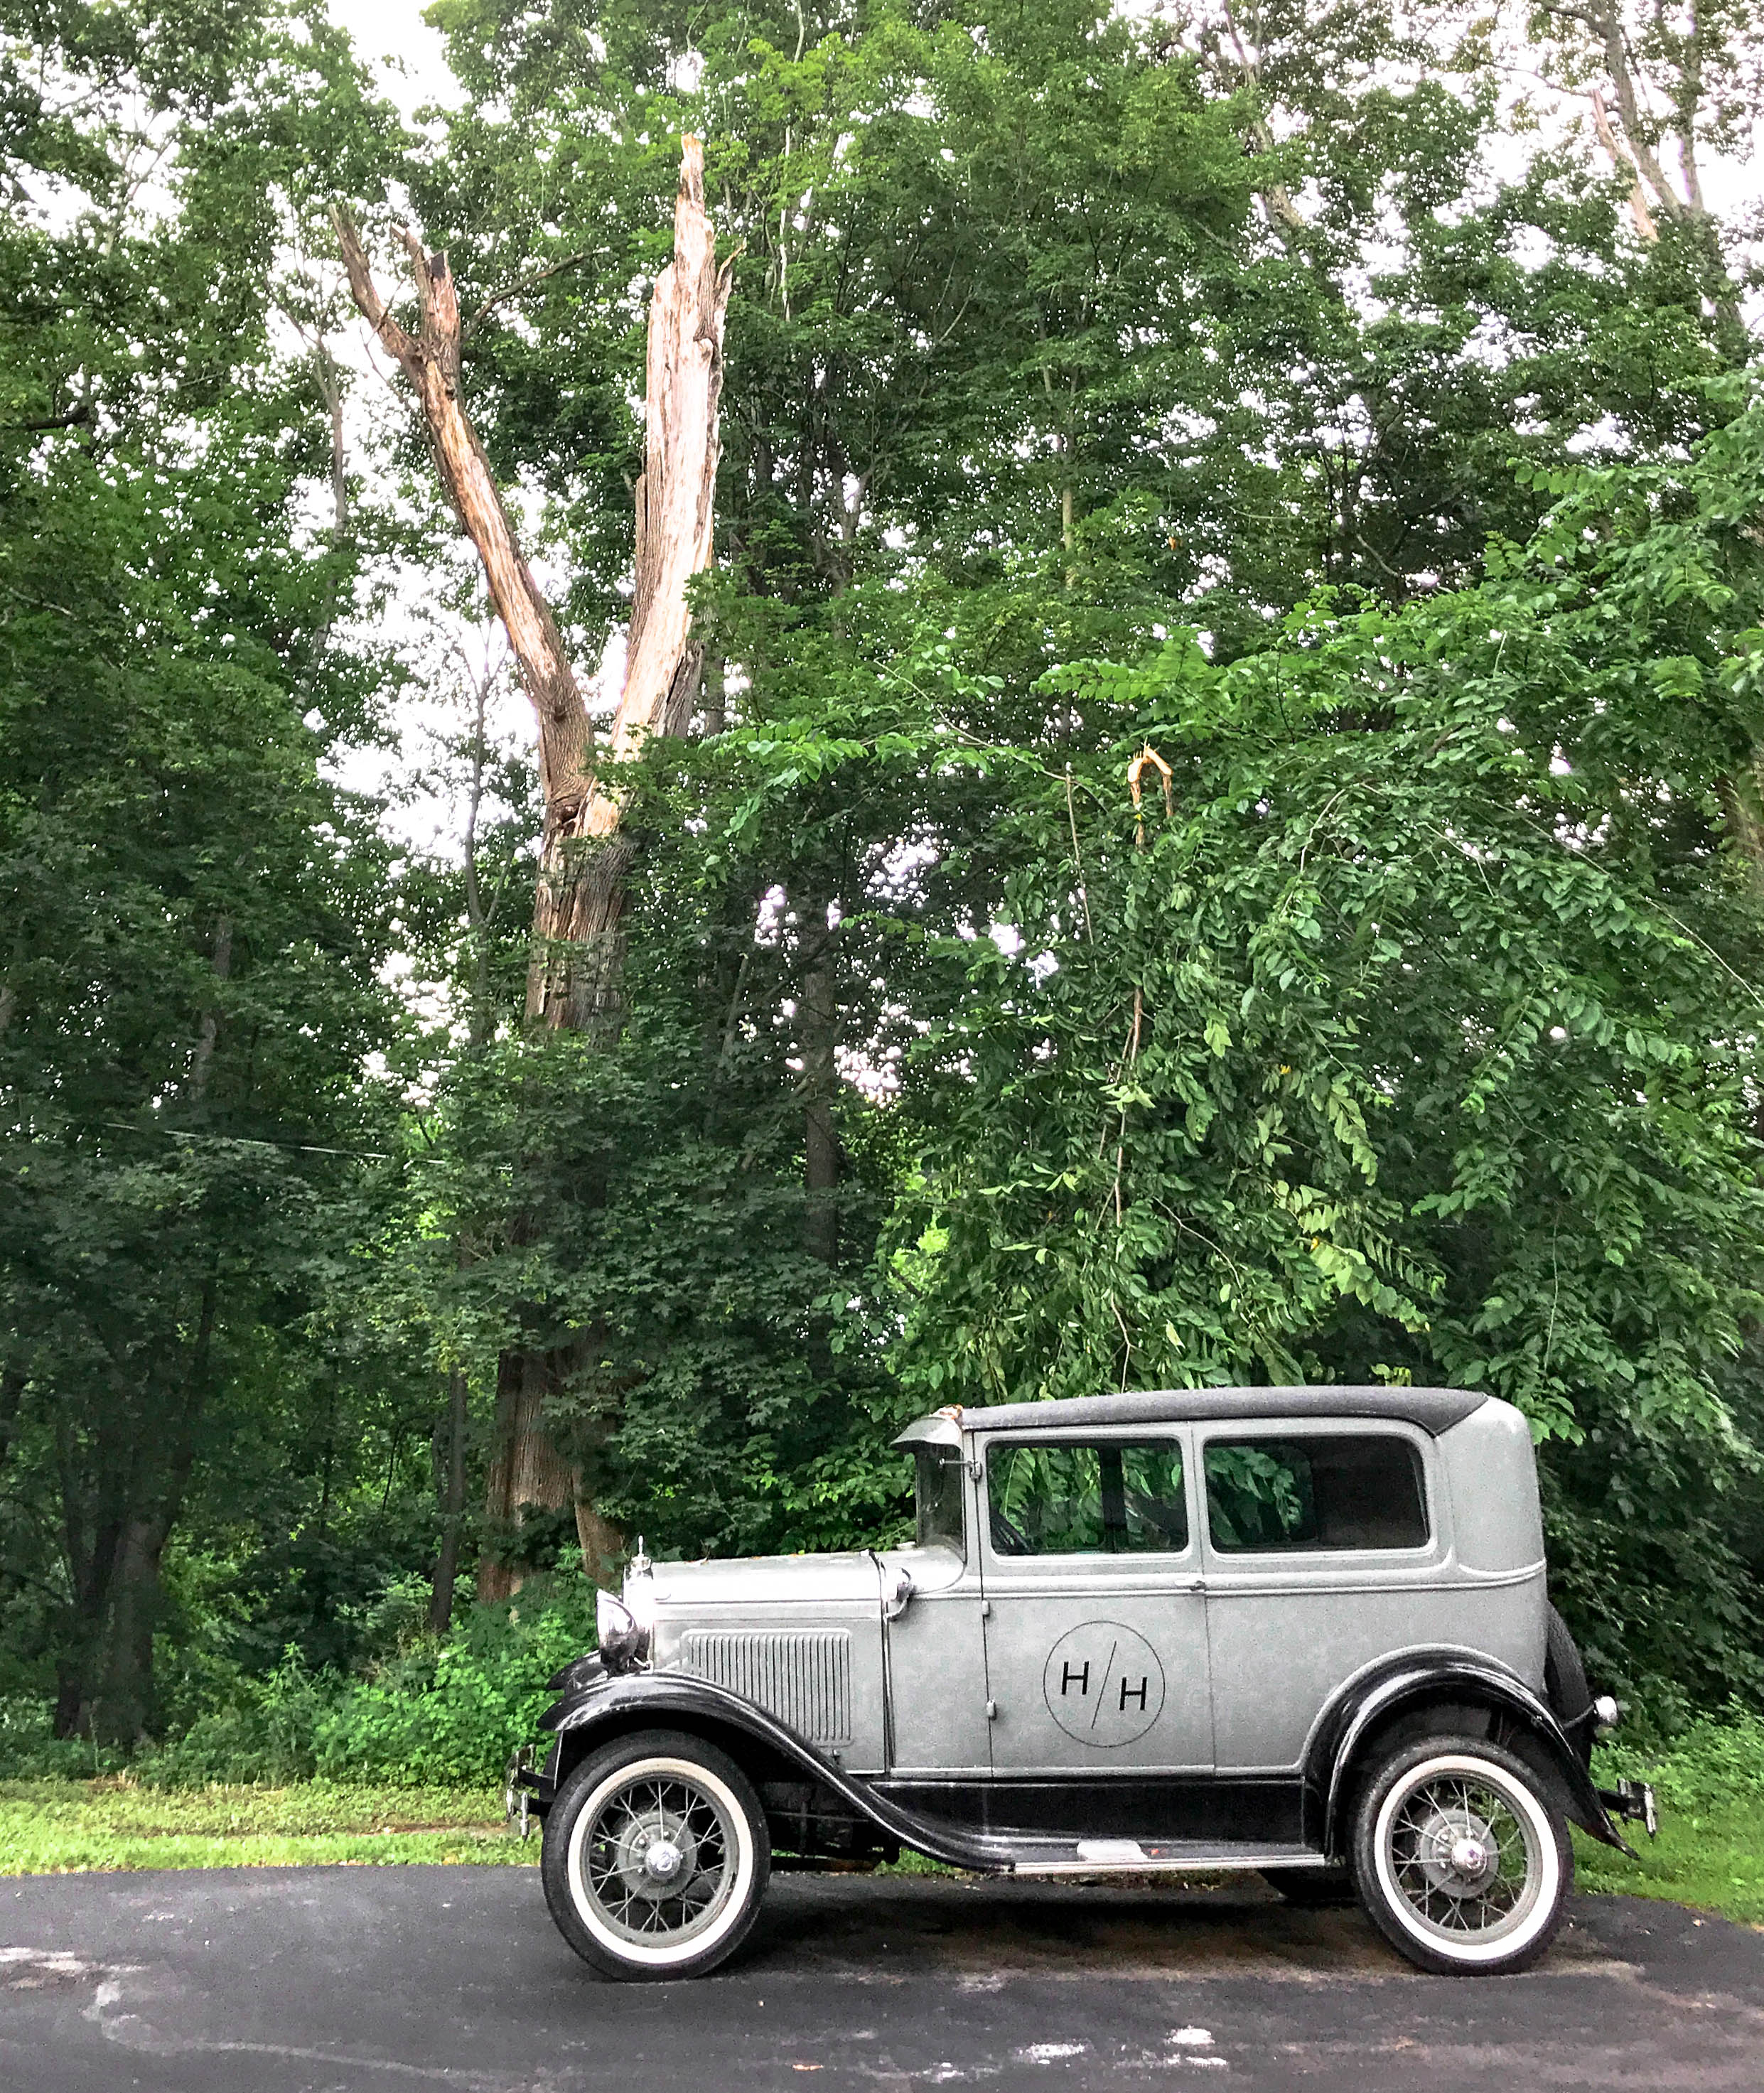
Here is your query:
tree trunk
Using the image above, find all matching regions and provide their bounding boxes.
[93,1512,171,1744]
[0,1366,23,1478]
[428,1365,469,1634]
[335,141,731,1599]
[52,1279,215,1743]
[799,908,842,1382]
[800,915,841,1271]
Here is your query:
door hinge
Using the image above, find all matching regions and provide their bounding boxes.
[985,1700,998,1721]
[979,1598,991,1619]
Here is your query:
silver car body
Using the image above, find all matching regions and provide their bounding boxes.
[529,1385,1625,1873]
[648,1389,1542,1777]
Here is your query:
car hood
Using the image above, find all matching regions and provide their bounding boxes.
[647,1549,886,1613]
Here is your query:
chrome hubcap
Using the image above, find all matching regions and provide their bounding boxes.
[642,1836,684,1883]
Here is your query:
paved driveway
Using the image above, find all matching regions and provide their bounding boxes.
[4,1866,1760,2091]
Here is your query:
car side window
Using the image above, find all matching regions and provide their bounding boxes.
[986,1440,1189,1556]
[1203,1434,1429,1551]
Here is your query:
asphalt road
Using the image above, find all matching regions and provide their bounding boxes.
[3,1865,1761,2092]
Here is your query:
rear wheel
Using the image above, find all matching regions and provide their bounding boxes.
[1350,1734,1571,1975]
[541,1728,770,1981]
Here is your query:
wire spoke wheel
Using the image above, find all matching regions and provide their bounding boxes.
[576,1769,739,1949]
[1359,1740,1569,1974]
[546,1734,769,1980]
[1386,1770,1535,1939]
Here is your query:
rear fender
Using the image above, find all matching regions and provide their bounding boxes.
[1306,1652,1633,1858]
[532,1672,1018,1873]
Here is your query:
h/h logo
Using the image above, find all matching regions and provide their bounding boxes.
[1043,1622,1166,1746]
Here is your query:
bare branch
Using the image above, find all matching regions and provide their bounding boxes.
[465,250,595,337]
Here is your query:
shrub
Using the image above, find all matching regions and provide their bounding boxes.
[1598,1704,1764,1812]
[124,1573,598,1790]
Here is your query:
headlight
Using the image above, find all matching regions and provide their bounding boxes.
[596,1588,649,1672]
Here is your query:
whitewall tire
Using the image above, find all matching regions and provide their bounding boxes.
[1351,1735,1571,1975]
[541,1728,770,1981]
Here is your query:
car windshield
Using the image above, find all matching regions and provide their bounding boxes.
[914,1446,967,1555]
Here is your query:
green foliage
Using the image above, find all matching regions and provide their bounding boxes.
[124,1573,598,1790]
[881,404,1764,1703]
[3,0,1763,1777]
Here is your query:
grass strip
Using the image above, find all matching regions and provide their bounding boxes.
[0,1779,534,1873]
[0,1758,1758,1930]
[1574,1804,1764,1928]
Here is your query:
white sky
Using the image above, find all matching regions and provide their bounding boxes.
[326,0,461,117]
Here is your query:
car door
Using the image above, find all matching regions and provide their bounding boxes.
[1199,1421,1451,1772]
[883,1428,993,1777]
[979,1428,1213,1775]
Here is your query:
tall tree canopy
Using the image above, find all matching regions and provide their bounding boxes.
[0,0,1760,1742]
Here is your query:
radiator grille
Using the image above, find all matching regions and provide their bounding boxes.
[677,1630,852,1745]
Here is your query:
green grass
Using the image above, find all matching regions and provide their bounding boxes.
[0,1711,1759,1930]
[0,1779,534,1873]
[1572,1711,1764,1928]
[1574,1801,1764,1927]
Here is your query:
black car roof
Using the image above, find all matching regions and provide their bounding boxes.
[959,1385,1488,1438]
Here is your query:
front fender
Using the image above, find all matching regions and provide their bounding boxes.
[1307,1652,1632,1857]
[532,1670,1020,1873]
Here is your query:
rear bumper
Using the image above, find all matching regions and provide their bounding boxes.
[1598,1780,1658,1839]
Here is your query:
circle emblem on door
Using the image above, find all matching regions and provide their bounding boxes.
[1042,1622,1166,1747]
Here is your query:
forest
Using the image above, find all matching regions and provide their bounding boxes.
[1,0,1763,1785]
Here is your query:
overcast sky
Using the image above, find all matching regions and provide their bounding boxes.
[328,0,460,116]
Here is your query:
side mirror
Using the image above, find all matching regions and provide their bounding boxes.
[881,1564,915,1620]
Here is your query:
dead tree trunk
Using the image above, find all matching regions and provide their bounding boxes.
[335,141,731,1601]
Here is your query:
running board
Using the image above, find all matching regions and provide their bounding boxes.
[1012,1840,1330,1878]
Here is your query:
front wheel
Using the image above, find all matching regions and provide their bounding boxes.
[541,1728,770,1980]
[1351,1735,1571,1975]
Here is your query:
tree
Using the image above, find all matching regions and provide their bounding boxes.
[334,139,731,1590]
[888,406,1764,1697]
[0,0,410,1740]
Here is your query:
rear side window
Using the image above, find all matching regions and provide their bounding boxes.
[986,1440,1189,1556]
[1204,1435,1428,1552]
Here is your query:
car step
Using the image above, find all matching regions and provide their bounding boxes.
[1012,1839,1330,1878]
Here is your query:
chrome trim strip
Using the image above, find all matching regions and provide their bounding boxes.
[1016,1851,1330,1878]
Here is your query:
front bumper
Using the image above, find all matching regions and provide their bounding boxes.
[505,1743,559,1836]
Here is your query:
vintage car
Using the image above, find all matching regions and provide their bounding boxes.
[510,1385,1655,1981]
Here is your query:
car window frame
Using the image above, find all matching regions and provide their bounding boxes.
[1197,1421,1438,1564]
[910,1441,970,1561]
[977,1428,1199,1571]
